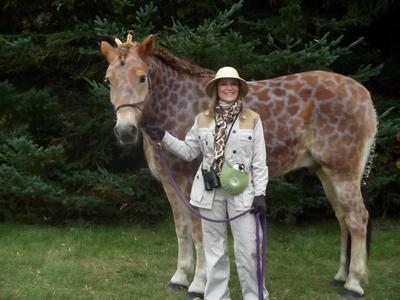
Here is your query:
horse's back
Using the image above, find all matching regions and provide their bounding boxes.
[247,71,377,177]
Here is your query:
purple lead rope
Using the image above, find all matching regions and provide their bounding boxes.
[155,146,267,300]
[256,213,267,299]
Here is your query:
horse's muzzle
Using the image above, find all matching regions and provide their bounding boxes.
[114,125,139,145]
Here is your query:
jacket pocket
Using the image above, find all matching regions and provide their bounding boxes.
[197,130,213,154]
[190,168,204,204]
[190,167,215,209]
[239,131,254,157]
[234,183,255,211]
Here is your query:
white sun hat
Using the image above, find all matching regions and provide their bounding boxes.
[205,66,249,98]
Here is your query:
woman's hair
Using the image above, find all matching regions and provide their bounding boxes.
[207,87,218,116]
[207,79,243,116]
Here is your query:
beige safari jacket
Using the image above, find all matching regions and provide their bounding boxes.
[162,108,268,210]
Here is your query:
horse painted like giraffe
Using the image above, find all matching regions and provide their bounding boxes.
[100,34,377,298]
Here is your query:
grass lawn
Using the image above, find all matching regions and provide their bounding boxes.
[0,217,399,299]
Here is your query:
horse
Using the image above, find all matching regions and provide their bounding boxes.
[100,34,377,298]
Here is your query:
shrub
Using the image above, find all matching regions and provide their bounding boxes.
[0,136,168,224]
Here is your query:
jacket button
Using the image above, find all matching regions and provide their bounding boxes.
[248,136,252,140]
[233,130,236,134]
[233,150,236,154]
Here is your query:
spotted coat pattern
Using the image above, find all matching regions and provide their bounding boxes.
[101,35,377,297]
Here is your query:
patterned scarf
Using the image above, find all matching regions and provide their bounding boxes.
[214,100,242,174]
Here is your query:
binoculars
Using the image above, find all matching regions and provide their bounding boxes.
[202,168,221,191]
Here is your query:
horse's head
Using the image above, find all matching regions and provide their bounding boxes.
[100,34,155,145]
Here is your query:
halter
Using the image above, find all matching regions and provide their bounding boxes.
[114,101,144,114]
[113,74,150,115]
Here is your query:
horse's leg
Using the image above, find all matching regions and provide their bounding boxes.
[161,180,195,290]
[340,184,369,296]
[165,177,205,298]
[187,212,206,298]
[334,218,350,284]
[320,169,368,296]
[316,169,349,284]
[162,180,206,299]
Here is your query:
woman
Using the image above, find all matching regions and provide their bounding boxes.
[146,66,269,300]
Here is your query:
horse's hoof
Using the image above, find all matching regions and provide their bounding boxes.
[330,279,345,287]
[165,282,188,292]
[187,291,204,300]
[340,288,363,298]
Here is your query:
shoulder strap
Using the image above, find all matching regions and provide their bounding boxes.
[225,112,239,143]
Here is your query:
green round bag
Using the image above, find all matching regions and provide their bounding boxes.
[220,161,249,195]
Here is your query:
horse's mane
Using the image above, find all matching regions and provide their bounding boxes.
[153,47,215,78]
[116,41,214,77]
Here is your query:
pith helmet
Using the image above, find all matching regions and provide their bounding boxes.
[205,66,249,98]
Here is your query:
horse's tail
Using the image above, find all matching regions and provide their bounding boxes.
[363,185,372,258]
[361,137,376,187]
[361,135,376,258]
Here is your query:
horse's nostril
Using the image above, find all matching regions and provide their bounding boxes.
[114,125,138,144]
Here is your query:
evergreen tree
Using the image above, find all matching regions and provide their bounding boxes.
[0,0,399,222]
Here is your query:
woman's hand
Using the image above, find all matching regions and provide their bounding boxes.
[145,127,165,141]
[251,195,267,215]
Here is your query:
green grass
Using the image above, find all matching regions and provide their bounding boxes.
[0,218,399,299]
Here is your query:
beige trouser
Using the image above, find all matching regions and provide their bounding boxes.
[199,188,269,300]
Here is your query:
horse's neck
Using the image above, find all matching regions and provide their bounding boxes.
[147,58,210,138]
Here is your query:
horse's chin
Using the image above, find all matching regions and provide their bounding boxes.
[117,134,139,146]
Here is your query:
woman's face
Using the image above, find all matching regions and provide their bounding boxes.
[217,78,239,102]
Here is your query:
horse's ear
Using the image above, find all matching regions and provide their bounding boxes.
[138,34,155,59]
[101,41,117,63]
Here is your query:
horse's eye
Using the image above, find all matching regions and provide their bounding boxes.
[139,75,146,83]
